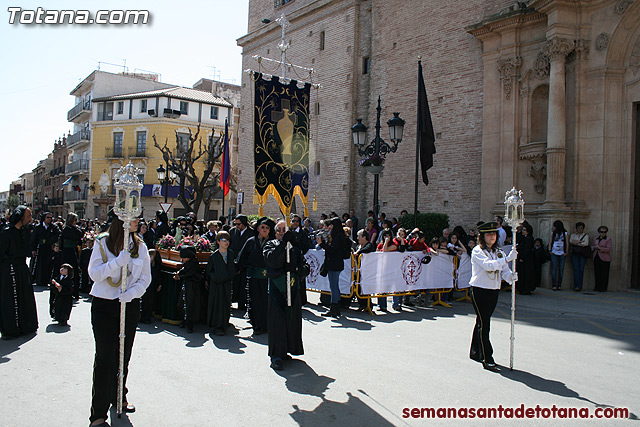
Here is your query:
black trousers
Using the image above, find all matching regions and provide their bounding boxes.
[90,297,140,423]
[470,286,499,364]
[593,255,610,292]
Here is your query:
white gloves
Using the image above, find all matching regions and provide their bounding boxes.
[119,288,137,303]
[506,248,518,262]
[509,272,518,284]
[115,250,131,267]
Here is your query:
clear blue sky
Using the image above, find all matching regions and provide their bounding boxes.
[0,0,249,190]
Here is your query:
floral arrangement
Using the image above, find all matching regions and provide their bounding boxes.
[81,231,97,246]
[179,236,212,252]
[157,234,176,250]
[359,154,385,167]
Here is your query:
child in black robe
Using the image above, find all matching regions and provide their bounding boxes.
[49,242,62,319]
[173,246,203,333]
[51,263,74,326]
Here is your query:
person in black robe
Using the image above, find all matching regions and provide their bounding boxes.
[141,249,162,324]
[263,221,308,371]
[0,206,38,339]
[51,263,74,325]
[206,231,237,335]
[173,246,203,333]
[49,242,63,318]
[532,238,548,290]
[79,237,94,293]
[30,211,59,287]
[60,212,84,298]
[237,217,274,336]
[516,222,535,295]
[290,214,313,305]
[229,215,256,311]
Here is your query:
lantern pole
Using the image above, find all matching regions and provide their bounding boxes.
[113,162,143,417]
[504,187,524,371]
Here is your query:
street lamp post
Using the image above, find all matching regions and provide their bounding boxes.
[156,160,177,203]
[352,96,405,219]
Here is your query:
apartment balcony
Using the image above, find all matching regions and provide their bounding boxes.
[105,147,124,158]
[128,147,146,158]
[66,159,89,175]
[49,166,65,177]
[67,99,92,122]
[67,129,90,149]
[65,190,87,201]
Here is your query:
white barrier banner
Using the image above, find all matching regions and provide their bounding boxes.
[359,252,472,295]
[304,249,352,294]
[457,254,472,289]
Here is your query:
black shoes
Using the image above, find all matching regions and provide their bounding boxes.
[482,361,499,371]
[270,358,283,371]
[322,303,341,318]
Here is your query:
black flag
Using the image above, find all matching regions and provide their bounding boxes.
[417,60,436,185]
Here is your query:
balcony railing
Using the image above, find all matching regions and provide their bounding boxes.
[67,99,92,122]
[105,147,124,158]
[49,166,65,177]
[66,159,89,174]
[65,190,87,201]
[128,147,146,158]
[67,129,90,148]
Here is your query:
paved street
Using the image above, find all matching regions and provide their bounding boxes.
[1,285,639,426]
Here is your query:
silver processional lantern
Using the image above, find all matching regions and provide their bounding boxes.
[114,162,143,222]
[504,187,525,227]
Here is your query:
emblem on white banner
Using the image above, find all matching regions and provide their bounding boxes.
[402,254,423,287]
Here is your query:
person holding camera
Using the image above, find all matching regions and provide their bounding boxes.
[316,217,352,318]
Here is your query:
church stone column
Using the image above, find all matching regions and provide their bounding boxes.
[542,36,573,205]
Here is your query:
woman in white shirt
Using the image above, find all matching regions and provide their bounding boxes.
[469,222,517,371]
[88,215,151,427]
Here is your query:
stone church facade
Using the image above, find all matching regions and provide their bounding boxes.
[237,0,640,290]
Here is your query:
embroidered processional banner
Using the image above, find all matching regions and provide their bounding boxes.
[254,72,310,216]
[304,249,352,294]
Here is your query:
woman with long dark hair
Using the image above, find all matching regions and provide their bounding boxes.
[87,215,151,426]
[469,221,517,371]
[316,217,351,317]
[549,220,568,290]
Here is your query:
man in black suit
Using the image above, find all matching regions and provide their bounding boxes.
[229,215,256,311]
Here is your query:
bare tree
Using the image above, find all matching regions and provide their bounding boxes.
[153,124,225,216]
[202,165,239,220]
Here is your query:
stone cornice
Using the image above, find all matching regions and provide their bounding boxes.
[467,10,546,38]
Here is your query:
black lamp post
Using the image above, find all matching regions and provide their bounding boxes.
[352,96,405,220]
[43,195,48,212]
[156,161,177,203]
